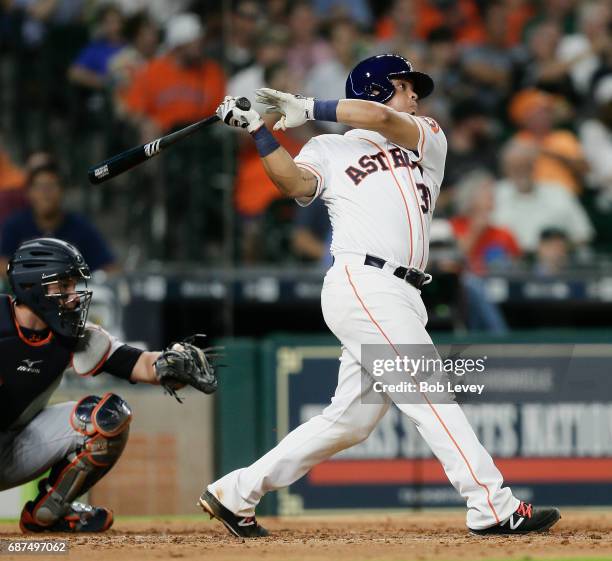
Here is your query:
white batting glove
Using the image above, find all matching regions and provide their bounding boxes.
[255,88,315,131]
[216,96,263,133]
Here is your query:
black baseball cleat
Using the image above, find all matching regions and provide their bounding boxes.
[198,490,269,538]
[470,501,561,535]
[20,501,114,533]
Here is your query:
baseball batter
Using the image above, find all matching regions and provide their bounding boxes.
[201,54,560,537]
[0,238,217,533]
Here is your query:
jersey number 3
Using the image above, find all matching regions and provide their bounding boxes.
[417,183,431,214]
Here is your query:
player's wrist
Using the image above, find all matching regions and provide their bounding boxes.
[246,115,264,133]
[313,99,339,122]
[250,124,280,157]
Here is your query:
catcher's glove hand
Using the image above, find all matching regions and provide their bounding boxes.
[154,334,220,403]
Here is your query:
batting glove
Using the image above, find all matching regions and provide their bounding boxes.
[216,96,263,133]
[255,88,315,131]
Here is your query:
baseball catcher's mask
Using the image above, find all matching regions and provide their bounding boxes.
[8,237,93,339]
[345,53,434,104]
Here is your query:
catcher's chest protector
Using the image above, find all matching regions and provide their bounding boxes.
[0,296,73,430]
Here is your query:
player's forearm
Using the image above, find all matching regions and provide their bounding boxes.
[335,99,420,149]
[130,351,161,384]
[252,126,317,198]
[335,99,389,129]
[261,148,315,198]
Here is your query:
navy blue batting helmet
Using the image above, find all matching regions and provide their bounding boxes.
[345,54,434,104]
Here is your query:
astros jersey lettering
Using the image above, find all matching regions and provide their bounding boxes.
[294,116,447,270]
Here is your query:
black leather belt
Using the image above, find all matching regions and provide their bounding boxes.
[364,254,431,289]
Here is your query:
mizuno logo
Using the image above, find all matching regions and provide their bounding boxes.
[17,359,43,374]
[144,139,162,158]
[237,518,255,527]
[23,359,42,367]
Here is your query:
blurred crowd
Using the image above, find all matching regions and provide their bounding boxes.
[1,0,611,281]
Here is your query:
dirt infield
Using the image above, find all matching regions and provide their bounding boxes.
[1,510,611,561]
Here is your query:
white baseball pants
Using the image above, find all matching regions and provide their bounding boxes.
[209,256,519,529]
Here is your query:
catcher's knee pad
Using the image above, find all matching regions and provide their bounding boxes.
[31,393,132,525]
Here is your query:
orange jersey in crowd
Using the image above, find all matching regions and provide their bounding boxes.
[376,0,485,45]
[235,132,304,217]
[0,150,25,191]
[376,0,533,47]
[122,55,225,132]
[515,130,586,195]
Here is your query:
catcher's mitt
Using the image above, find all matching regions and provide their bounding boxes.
[154,334,220,403]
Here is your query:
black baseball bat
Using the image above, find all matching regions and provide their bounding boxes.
[88,97,252,185]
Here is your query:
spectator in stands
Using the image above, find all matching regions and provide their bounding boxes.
[286,1,333,76]
[500,0,535,47]
[266,0,290,26]
[312,0,372,27]
[443,99,498,192]
[533,227,571,276]
[451,171,521,275]
[104,0,190,26]
[444,172,513,334]
[8,0,87,49]
[8,0,89,152]
[421,26,462,114]
[291,198,331,266]
[23,150,55,171]
[207,0,262,75]
[510,88,588,195]
[0,137,26,192]
[557,1,611,97]
[580,76,612,205]
[459,1,516,113]
[228,26,289,115]
[493,140,594,253]
[0,135,28,227]
[524,0,578,37]
[121,13,225,139]
[67,3,125,91]
[414,0,484,45]
[305,17,363,132]
[0,162,117,275]
[519,20,578,103]
[371,0,426,65]
[108,12,159,94]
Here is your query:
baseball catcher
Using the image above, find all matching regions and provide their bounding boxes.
[0,238,218,533]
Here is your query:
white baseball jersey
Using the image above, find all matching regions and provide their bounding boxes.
[294,116,447,271]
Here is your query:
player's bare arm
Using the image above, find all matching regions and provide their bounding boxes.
[334,82,421,150]
[260,147,318,200]
[130,351,161,384]
[216,95,317,200]
[253,86,422,151]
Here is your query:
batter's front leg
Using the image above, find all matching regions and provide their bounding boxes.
[395,400,519,529]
